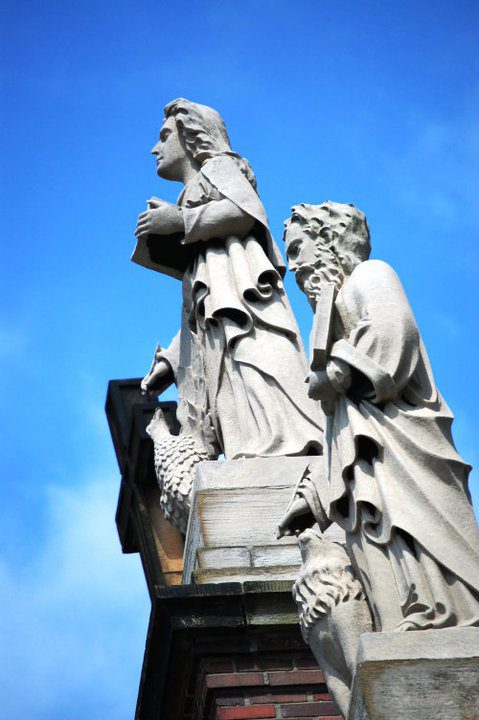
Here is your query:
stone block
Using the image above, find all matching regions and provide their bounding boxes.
[349,627,479,720]
[197,547,251,569]
[183,457,313,583]
[194,566,300,585]
[251,544,302,568]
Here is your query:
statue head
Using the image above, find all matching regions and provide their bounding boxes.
[152,98,257,189]
[283,201,370,306]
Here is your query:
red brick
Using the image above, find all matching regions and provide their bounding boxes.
[281,703,319,718]
[311,694,332,702]
[205,660,236,673]
[207,672,265,689]
[216,705,276,720]
[316,704,339,717]
[267,670,325,686]
[249,692,308,705]
[281,702,339,717]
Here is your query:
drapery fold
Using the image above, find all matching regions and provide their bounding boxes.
[158,160,323,459]
[319,260,479,630]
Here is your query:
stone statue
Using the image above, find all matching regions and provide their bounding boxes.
[146,407,217,534]
[279,200,479,634]
[293,529,372,718]
[132,99,322,527]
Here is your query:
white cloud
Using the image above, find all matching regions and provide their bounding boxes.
[0,471,150,720]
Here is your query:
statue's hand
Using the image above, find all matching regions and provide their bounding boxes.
[277,496,312,539]
[135,198,184,239]
[306,369,339,416]
[326,358,351,394]
[307,369,336,402]
[141,358,174,396]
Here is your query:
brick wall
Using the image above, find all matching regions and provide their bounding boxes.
[189,651,341,720]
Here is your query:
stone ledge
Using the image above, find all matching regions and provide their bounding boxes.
[357,626,479,662]
[349,628,479,720]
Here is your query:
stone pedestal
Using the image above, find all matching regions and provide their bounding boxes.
[107,379,344,720]
[183,456,344,584]
[349,627,479,720]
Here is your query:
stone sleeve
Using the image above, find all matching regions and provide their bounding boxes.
[329,261,421,404]
[181,199,255,245]
[158,330,181,378]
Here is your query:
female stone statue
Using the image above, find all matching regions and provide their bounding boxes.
[133,99,322,460]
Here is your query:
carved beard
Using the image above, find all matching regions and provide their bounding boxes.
[298,246,343,308]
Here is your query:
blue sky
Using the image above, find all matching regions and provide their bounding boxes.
[1,1,478,717]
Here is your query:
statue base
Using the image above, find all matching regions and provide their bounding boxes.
[183,456,343,584]
[348,627,479,720]
[136,581,342,720]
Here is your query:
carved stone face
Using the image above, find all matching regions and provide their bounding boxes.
[284,221,319,286]
[284,217,339,308]
[151,116,186,181]
[284,202,370,306]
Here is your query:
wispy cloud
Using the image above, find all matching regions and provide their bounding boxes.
[0,471,150,720]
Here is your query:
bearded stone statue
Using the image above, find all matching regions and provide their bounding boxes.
[276,200,479,718]
[279,200,479,634]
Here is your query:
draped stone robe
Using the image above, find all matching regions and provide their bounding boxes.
[300,259,479,631]
[134,156,323,459]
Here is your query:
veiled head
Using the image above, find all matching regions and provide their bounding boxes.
[164,98,232,164]
[283,201,370,305]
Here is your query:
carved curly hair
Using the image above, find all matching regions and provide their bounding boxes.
[164,98,258,191]
[284,201,371,275]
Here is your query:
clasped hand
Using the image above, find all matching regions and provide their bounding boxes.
[135,197,184,239]
[307,358,351,414]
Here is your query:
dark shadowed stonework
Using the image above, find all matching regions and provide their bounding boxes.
[106,380,341,720]
[106,379,184,592]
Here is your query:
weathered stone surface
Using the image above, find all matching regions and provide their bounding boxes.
[133,98,323,514]
[281,200,479,633]
[293,530,372,719]
[197,546,251,569]
[146,407,215,533]
[280,200,479,719]
[349,627,479,720]
[251,544,303,568]
[194,566,301,586]
[105,382,185,590]
[183,457,345,584]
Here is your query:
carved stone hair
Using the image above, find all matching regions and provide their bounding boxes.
[164,98,257,191]
[293,534,366,641]
[285,201,371,275]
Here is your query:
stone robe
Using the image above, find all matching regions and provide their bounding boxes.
[133,155,323,459]
[302,259,479,631]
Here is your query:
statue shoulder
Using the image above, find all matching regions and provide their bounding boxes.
[202,155,271,233]
[349,259,401,289]
[347,260,409,314]
[201,155,245,186]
